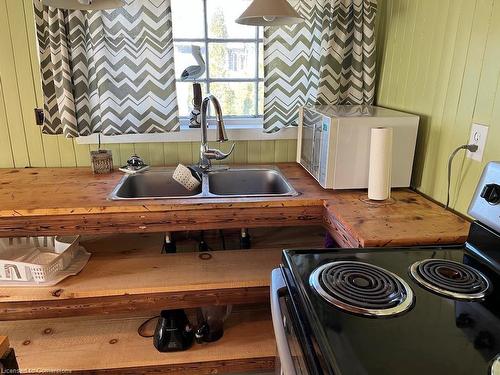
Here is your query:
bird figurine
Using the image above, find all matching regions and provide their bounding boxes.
[180,45,205,82]
[180,45,206,128]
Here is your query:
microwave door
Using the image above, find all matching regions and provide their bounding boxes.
[312,120,322,180]
[300,121,314,171]
[301,109,323,180]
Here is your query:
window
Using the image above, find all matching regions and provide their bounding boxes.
[171,0,263,124]
[76,0,299,144]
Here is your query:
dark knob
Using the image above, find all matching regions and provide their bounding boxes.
[480,184,500,205]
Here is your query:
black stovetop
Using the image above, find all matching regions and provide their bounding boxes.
[282,239,500,375]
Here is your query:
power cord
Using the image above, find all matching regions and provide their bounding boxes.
[137,315,159,338]
[446,144,478,209]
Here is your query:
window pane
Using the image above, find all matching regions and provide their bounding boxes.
[174,42,207,80]
[171,0,205,39]
[210,82,256,116]
[176,82,207,117]
[209,43,256,79]
[258,82,264,115]
[207,0,256,39]
[258,42,264,78]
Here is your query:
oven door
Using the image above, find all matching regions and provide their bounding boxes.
[271,268,310,375]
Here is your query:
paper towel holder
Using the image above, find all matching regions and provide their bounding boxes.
[359,196,396,206]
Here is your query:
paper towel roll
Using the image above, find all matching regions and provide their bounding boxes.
[368,127,393,200]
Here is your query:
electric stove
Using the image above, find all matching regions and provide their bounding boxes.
[271,161,500,375]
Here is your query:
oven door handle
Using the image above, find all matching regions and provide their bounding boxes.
[271,268,297,375]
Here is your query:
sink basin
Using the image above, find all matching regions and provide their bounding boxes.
[109,166,297,200]
[110,170,202,200]
[208,168,297,197]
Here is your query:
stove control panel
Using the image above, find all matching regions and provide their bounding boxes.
[469,162,500,232]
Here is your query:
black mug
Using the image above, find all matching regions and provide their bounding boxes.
[153,309,194,352]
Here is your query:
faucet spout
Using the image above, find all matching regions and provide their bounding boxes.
[199,94,235,171]
[201,94,227,143]
[217,118,228,142]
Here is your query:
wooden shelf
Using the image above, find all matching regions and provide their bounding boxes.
[0,306,275,374]
[0,238,280,320]
[0,227,325,320]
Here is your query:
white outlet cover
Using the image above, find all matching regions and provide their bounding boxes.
[467,123,488,162]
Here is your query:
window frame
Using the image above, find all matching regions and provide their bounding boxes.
[173,0,264,123]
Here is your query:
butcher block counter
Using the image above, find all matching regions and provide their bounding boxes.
[0,163,468,247]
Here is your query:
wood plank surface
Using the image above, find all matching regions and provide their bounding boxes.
[0,227,325,320]
[0,307,275,374]
[0,163,470,247]
[0,206,323,237]
[324,191,470,247]
[0,241,280,320]
[323,207,361,248]
[0,336,9,358]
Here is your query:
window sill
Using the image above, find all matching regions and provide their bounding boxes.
[76,123,297,144]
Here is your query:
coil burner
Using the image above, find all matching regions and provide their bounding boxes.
[309,261,414,318]
[409,259,491,301]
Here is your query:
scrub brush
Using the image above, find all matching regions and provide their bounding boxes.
[173,164,201,191]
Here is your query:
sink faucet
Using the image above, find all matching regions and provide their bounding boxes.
[199,94,235,171]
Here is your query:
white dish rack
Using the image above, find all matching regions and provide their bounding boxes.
[0,236,81,283]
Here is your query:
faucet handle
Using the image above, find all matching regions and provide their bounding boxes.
[217,143,236,160]
[204,143,235,161]
[216,142,235,160]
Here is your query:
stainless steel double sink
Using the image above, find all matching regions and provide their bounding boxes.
[109,166,298,200]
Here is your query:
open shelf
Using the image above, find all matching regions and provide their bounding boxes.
[0,239,281,320]
[0,227,325,320]
[0,306,275,374]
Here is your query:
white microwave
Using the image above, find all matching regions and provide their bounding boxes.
[297,105,419,189]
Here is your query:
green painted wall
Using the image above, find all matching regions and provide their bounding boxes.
[376,0,500,215]
[0,0,296,169]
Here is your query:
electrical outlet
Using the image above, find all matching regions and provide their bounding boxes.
[467,123,488,162]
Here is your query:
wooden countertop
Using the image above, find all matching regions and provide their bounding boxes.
[0,163,469,247]
[0,164,326,216]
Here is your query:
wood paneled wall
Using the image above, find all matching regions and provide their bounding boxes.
[0,0,296,169]
[376,0,500,215]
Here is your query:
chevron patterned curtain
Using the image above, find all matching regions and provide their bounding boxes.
[263,0,377,132]
[34,0,179,137]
